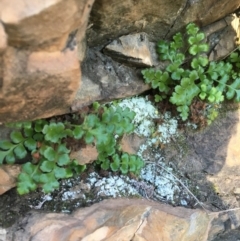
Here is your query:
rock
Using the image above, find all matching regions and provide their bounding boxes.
[0,0,95,51]
[0,22,7,53]
[7,199,210,241]
[0,0,94,123]
[0,165,21,195]
[166,0,240,39]
[104,33,157,67]
[87,0,240,47]
[71,48,150,111]
[209,15,240,61]
[69,134,145,165]
[120,134,146,155]
[70,144,98,165]
[206,109,240,213]
[0,46,80,122]
[0,227,7,241]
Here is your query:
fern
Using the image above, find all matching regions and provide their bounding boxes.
[0,103,144,195]
[142,23,240,123]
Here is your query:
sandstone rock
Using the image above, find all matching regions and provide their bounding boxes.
[70,144,98,165]
[120,134,146,155]
[71,48,150,111]
[7,199,210,241]
[0,165,21,195]
[87,0,240,47]
[0,0,94,123]
[0,0,95,51]
[104,33,157,67]
[0,46,80,122]
[0,22,7,53]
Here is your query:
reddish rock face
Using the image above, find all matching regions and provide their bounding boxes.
[0,0,94,123]
[7,199,210,241]
[0,47,80,122]
[0,165,21,195]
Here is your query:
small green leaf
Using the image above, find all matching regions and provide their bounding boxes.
[10,131,24,144]
[33,133,44,141]
[14,144,27,159]
[200,84,207,92]
[42,180,59,193]
[5,151,15,164]
[23,128,33,138]
[154,94,162,102]
[208,95,215,103]
[56,144,70,154]
[34,119,47,132]
[54,166,67,179]
[17,173,37,195]
[186,23,199,35]
[171,68,184,80]
[85,114,99,128]
[57,154,70,166]
[43,122,66,143]
[40,160,55,172]
[0,151,8,164]
[73,126,84,139]
[43,146,56,161]
[93,102,101,111]
[22,162,36,174]
[24,138,37,151]
[189,44,209,55]
[120,164,128,174]
[84,132,94,144]
[110,154,121,172]
[101,159,110,170]
[73,165,86,174]
[188,33,205,45]
[0,141,15,150]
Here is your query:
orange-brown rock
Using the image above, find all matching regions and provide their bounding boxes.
[7,199,210,241]
[0,0,95,51]
[0,164,21,195]
[0,22,7,53]
[0,0,94,123]
[70,144,98,165]
[0,46,80,122]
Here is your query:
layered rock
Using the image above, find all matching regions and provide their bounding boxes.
[7,199,210,241]
[0,0,94,123]
[87,0,240,47]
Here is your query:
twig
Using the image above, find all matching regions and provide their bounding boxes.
[208,207,240,215]
[145,160,240,218]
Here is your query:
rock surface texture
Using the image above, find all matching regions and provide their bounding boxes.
[0,0,239,122]
[6,199,210,241]
[0,0,94,123]
[87,0,240,47]
[0,165,21,195]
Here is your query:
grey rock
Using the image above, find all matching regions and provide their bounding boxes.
[71,47,150,111]
[104,33,158,67]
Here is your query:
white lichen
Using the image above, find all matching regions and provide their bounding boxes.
[117,96,158,137]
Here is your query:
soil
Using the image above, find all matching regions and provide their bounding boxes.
[0,105,240,240]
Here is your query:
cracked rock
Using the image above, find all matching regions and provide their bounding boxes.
[7,199,210,241]
[103,33,157,67]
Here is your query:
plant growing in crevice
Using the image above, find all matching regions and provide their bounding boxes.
[142,23,240,124]
[0,103,144,195]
